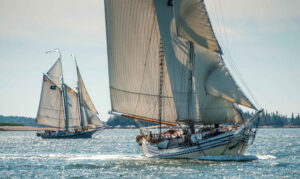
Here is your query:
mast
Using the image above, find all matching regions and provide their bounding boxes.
[72,55,86,129]
[158,39,164,139]
[188,42,195,133]
[59,50,70,130]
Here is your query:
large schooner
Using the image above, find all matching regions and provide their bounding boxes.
[36,49,103,139]
[105,0,262,158]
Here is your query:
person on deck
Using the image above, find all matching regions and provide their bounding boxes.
[167,127,175,135]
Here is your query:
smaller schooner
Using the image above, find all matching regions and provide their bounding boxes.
[36,49,103,139]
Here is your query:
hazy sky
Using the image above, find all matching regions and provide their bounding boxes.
[0,0,299,121]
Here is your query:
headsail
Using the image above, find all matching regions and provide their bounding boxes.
[36,75,65,128]
[105,0,177,124]
[81,108,104,127]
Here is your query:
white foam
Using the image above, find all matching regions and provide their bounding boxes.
[67,154,145,161]
[256,154,276,160]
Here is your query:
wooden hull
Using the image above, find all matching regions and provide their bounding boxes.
[38,130,97,139]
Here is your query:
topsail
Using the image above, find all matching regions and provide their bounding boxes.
[47,58,62,87]
[173,0,221,53]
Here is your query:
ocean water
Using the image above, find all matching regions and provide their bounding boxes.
[0,129,299,178]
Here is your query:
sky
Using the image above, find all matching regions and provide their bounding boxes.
[0,0,299,121]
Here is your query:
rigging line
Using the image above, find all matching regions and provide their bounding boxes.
[211,0,225,50]
[215,0,261,109]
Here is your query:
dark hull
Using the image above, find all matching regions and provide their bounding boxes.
[39,130,97,139]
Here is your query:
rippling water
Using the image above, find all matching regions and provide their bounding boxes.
[0,129,299,178]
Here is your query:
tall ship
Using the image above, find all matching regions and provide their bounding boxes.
[104,0,262,158]
[36,49,103,139]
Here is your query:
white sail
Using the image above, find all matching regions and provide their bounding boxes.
[83,108,104,127]
[65,86,81,127]
[173,0,221,53]
[76,66,103,127]
[47,58,62,87]
[105,0,177,123]
[36,75,65,128]
[77,68,98,114]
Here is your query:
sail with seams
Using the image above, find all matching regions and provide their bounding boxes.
[104,0,262,158]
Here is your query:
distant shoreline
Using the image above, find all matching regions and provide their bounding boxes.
[0,126,54,131]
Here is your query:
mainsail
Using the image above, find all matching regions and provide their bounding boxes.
[36,75,65,128]
[105,0,256,125]
[105,0,177,124]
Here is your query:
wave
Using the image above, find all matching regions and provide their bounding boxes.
[192,154,277,161]
[0,153,145,161]
[67,154,145,161]
[0,153,276,162]
[192,155,258,161]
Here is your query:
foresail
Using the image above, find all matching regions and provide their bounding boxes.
[65,86,81,127]
[86,108,103,127]
[80,105,103,127]
[77,68,98,114]
[206,61,257,109]
[193,44,256,109]
[36,75,65,128]
[105,0,177,124]
[200,95,243,124]
[173,0,221,53]
[47,58,62,87]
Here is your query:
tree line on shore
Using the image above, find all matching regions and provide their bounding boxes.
[107,110,300,128]
[242,110,300,127]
